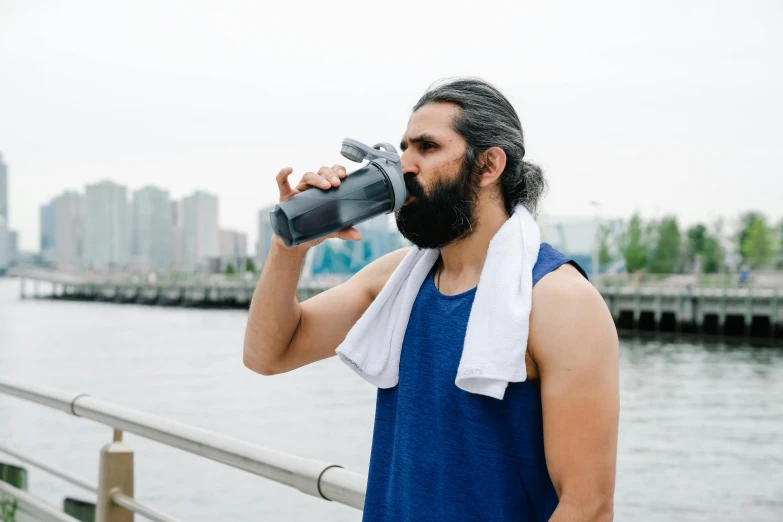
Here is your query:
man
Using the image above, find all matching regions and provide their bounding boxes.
[243,78,619,522]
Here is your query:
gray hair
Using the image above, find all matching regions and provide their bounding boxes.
[412,77,547,217]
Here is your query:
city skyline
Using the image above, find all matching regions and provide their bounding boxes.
[5,169,783,259]
[5,167,777,278]
[2,1,781,253]
[20,173,420,278]
[33,176,252,272]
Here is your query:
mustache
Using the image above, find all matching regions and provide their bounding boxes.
[403,175,427,199]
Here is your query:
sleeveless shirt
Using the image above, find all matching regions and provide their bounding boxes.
[362,243,587,521]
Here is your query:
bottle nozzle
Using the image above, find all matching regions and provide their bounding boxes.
[340,138,399,164]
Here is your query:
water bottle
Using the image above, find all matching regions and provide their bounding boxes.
[269,138,408,247]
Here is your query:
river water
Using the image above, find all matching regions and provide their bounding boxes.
[0,279,781,521]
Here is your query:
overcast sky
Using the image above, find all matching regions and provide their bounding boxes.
[1,0,781,252]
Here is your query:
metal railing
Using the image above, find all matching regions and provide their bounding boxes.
[0,443,96,493]
[0,442,181,522]
[0,377,367,521]
[0,480,81,522]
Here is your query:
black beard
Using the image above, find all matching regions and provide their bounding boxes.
[394,158,481,250]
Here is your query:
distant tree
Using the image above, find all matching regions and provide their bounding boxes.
[225,263,236,275]
[737,212,766,264]
[647,216,682,273]
[685,223,724,274]
[597,224,614,271]
[701,234,724,274]
[619,213,648,273]
[777,220,783,269]
[686,224,707,271]
[246,258,257,274]
[740,214,776,268]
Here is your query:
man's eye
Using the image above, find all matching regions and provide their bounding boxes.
[421,142,435,151]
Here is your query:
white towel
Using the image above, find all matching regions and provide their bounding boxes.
[336,204,541,400]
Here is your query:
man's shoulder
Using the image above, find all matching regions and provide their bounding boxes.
[534,262,591,298]
[528,263,617,362]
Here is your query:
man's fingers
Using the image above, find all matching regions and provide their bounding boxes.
[335,227,362,241]
[331,164,347,178]
[294,171,329,191]
[293,172,314,192]
[276,167,293,183]
[318,166,342,187]
[281,165,346,201]
[276,167,294,192]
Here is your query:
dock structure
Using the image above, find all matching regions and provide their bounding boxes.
[9,267,330,308]
[8,267,783,339]
[601,286,782,338]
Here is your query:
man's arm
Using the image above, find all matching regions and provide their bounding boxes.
[528,266,620,522]
[243,236,409,376]
[243,163,411,376]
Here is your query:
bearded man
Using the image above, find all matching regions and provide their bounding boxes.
[244,77,619,522]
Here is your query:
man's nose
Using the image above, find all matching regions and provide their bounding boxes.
[400,150,419,177]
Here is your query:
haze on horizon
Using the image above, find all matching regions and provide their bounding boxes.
[1,0,781,252]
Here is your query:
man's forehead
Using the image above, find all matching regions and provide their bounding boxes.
[402,102,460,142]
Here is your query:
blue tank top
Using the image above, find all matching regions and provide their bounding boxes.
[362,243,587,522]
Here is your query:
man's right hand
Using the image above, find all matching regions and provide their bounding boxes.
[273,165,363,251]
[245,165,406,377]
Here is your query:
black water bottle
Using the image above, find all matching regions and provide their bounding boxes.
[269,138,409,247]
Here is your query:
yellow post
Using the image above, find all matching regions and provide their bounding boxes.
[96,430,134,522]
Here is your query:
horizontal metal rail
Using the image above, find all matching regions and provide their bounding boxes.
[0,377,367,510]
[0,443,183,522]
[0,480,81,522]
[111,490,182,522]
[0,443,96,493]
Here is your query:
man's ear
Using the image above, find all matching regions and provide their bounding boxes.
[477,147,506,188]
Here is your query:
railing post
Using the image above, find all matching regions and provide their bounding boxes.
[96,430,134,522]
[20,277,26,299]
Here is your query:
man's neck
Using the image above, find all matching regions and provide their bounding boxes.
[436,197,510,294]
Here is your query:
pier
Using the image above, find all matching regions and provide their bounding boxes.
[8,267,329,308]
[7,267,783,340]
[602,286,782,338]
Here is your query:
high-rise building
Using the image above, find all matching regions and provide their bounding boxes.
[219,229,248,268]
[0,153,7,222]
[52,191,84,271]
[172,200,185,227]
[8,230,17,265]
[0,154,12,270]
[83,181,130,271]
[0,217,12,270]
[131,186,173,271]
[256,204,277,269]
[40,201,56,264]
[171,200,184,271]
[182,191,219,271]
